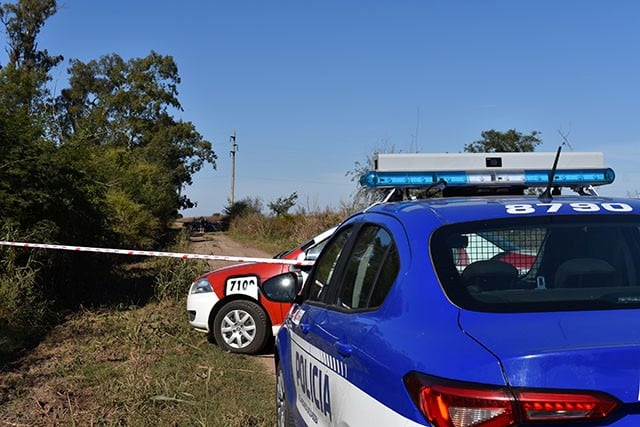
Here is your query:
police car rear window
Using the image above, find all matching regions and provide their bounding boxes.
[431,215,640,313]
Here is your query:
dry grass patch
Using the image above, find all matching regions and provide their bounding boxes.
[0,300,275,426]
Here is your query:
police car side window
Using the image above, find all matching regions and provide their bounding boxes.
[306,227,353,303]
[334,225,398,310]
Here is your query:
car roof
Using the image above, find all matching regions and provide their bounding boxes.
[359,194,640,228]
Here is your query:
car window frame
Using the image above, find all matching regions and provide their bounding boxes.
[301,224,357,306]
[301,221,400,313]
[330,224,399,312]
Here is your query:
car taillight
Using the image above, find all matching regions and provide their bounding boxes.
[404,373,620,427]
[516,390,619,422]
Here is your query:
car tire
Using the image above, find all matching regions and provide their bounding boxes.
[276,362,295,427]
[212,300,269,354]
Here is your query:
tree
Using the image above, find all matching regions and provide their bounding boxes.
[1,0,62,71]
[464,129,542,153]
[268,192,298,216]
[0,0,77,342]
[0,0,82,236]
[345,143,397,210]
[0,0,63,119]
[224,197,263,221]
[55,52,217,245]
[0,0,217,321]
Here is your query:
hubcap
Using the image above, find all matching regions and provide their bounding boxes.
[220,309,256,349]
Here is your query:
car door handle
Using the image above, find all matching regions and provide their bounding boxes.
[299,321,311,334]
[334,341,352,357]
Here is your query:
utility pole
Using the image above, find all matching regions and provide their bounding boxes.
[229,132,238,206]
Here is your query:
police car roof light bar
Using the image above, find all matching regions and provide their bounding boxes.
[360,152,615,191]
[372,152,606,172]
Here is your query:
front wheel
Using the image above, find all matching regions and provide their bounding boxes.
[212,300,269,354]
[276,362,295,427]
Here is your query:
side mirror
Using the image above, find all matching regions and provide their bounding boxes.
[304,239,329,261]
[262,272,303,302]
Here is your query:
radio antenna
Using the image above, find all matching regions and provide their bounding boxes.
[539,145,562,203]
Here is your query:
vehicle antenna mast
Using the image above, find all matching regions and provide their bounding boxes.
[230,131,238,206]
[539,144,562,203]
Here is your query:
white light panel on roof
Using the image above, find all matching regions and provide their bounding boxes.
[373,152,605,172]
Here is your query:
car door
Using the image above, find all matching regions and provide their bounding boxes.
[291,221,407,425]
[319,222,409,425]
[287,225,355,426]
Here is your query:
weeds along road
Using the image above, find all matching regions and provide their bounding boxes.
[0,232,277,427]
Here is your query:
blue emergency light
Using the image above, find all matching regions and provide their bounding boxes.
[359,168,616,189]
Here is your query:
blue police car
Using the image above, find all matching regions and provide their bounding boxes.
[262,151,640,427]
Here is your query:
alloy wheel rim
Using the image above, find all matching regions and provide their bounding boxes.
[220,309,256,349]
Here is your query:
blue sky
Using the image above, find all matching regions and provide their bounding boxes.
[13,1,640,214]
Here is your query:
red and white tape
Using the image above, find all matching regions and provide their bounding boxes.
[0,241,314,267]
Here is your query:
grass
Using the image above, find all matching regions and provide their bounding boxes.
[228,211,344,254]
[0,299,275,426]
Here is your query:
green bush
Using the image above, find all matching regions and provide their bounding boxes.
[153,230,208,301]
[0,227,53,365]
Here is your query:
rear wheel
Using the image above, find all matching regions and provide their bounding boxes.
[276,362,295,427]
[212,300,269,354]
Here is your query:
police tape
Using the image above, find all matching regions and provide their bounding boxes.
[0,241,314,266]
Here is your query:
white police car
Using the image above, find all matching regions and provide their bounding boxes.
[262,151,640,427]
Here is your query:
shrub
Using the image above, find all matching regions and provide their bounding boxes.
[153,229,208,301]
[268,192,298,216]
[0,226,53,365]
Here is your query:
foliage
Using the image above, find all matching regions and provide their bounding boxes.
[105,187,160,249]
[153,230,208,301]
[0,0,62,73]
[0,0,71,235]
[0,0,217,360]
[224,197,263,221]
[464,129,542,153]
[0,228,48,321]
[345,147,396,210]
[0,225,56,363]
[268,191,298,216]
[55,51,217,229]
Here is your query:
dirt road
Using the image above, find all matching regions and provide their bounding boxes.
[189,233,272,270]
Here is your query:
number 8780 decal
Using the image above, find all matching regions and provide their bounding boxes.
[505,202,634,215]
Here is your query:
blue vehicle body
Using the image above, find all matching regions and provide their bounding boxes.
[274,194,640,426]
